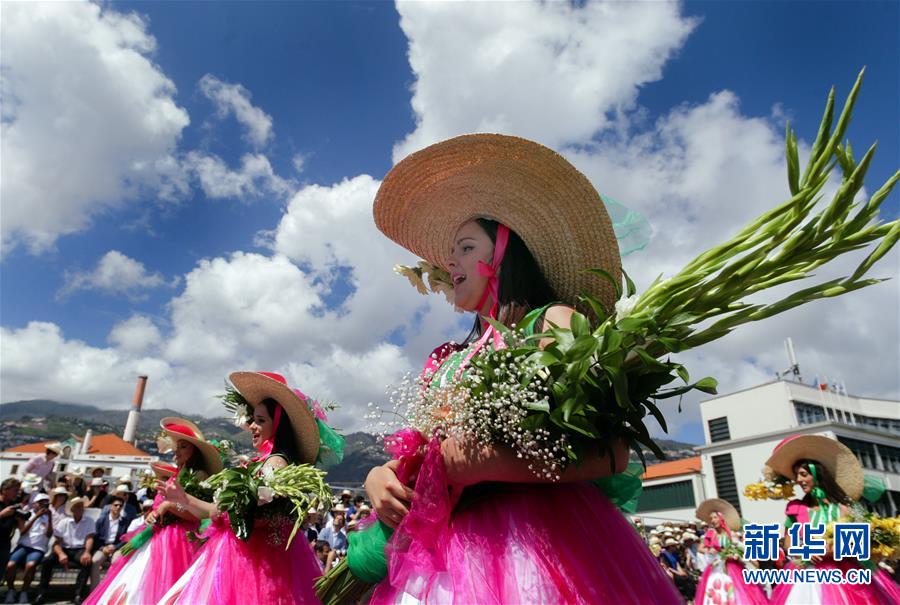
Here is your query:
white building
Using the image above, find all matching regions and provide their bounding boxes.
[696,380,900,525]
[634,456,707,524]
[1,433,157,481]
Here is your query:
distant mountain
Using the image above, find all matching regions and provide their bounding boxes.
[0,399,251,455]
[1,400,698,483]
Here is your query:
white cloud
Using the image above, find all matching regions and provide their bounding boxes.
[108,315,162,354]
[0,322,171,405]
[183,152,292,200]
[199,74,273,148]
[59,250,170,300]
[0,1,190,254]
[393,0,696,160]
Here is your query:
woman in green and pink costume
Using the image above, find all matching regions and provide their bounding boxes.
[768,435,900,604]
[83,419,223,605]
[360,134,682,604]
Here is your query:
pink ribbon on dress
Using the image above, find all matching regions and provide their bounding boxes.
[457,224,510,375]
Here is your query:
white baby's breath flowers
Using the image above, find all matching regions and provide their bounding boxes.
[369,330,569,481]
[257,485,275,505]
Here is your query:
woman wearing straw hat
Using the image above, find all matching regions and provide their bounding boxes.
[693,498,766,605]
[158,372,337,605]
[765,435,900,605]
[361,134,681,604]
[83,418,223,605]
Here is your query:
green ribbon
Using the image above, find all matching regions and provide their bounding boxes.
[345,520,393,583]
[315,418,345,468]
[862,474,886,504]
[119,525,153,556]
[808,462,829,508]
[592,462,644,514]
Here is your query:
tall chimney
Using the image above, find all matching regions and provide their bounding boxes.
[81,429,93,455]
[122,375,148,444]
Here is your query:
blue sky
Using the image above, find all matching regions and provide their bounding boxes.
[2,1,897,444]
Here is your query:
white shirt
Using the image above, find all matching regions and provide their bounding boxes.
[105,514,122,545]
[54,515,95,549]
[17,512,51,552]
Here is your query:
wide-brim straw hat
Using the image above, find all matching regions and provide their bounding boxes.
[696,498,741,531]
[150,461,178,480]
[229,372,319,465]
[765,434,863,499]
[45,442,62,455]
[373,134,622,314]
[65,496,88,515]
[159,417,224,476]
[50,487,70,501]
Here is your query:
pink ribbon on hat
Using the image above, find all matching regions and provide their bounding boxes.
[457,224,510,375]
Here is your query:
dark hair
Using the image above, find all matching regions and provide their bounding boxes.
[314,540,329,554]
[261,398,301,464]
[108,495,124,506]
[1,478,21,492]
[183,443,205,473]
[793,459,850,505]
[464,219,557,342]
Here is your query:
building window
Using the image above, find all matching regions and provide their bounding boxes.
[10,465,19,475]
[636,480,696,512]
[853,413,900,436]
[879,443,900,474]
[837,437,878,470]
[711,454,742,514]
[794,402,826,425]
[708,417,731,443]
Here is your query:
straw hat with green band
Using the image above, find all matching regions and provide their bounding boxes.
[696,498,741,532]
[229,371,320,465]
[374,133,622,314]
[765,434,863,500]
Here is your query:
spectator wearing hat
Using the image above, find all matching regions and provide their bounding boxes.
[4,494,53,603]
[86,478,108,510]
[102,484,137,519]
[89,495,132,589]
[49,487,70,527]
[681,532,700,575]
[659,538,695,602]
[21,445,61,492]
[0,480,23,574]
[34,498,94,605]
[66,468,87,498]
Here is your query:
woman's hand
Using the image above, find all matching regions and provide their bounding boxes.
[145,502,167,526]
[160,479,188,507]
[365,460,414,529]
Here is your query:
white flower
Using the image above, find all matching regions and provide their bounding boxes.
[262,465,275,480]
[257,485,275,505]
[614,294,640,320]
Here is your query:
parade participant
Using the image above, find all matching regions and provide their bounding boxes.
[694,499,767,605]
[83,419,223,605]
[158,372,338,605]
[359,134,682,604]
[766,435,900,604]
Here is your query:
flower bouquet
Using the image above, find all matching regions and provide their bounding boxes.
[744,467,796,501]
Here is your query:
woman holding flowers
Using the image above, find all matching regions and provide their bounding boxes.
[158,372,335,605]
[359,134,684,604]
[766,435,900,604]
[84,418,223,605]
[693,498,767,605]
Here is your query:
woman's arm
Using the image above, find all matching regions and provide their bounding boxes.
[158,480,217,519]
[441,435,629,488]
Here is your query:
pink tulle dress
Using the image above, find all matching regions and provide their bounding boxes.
[84,478,200,605]
[156,459,322,605]
[369,345,684,605]
[769,499,900,605]
[694,529,767,605]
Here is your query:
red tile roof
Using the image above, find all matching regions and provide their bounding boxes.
[642,456,702,480]
[4,434,148,457]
